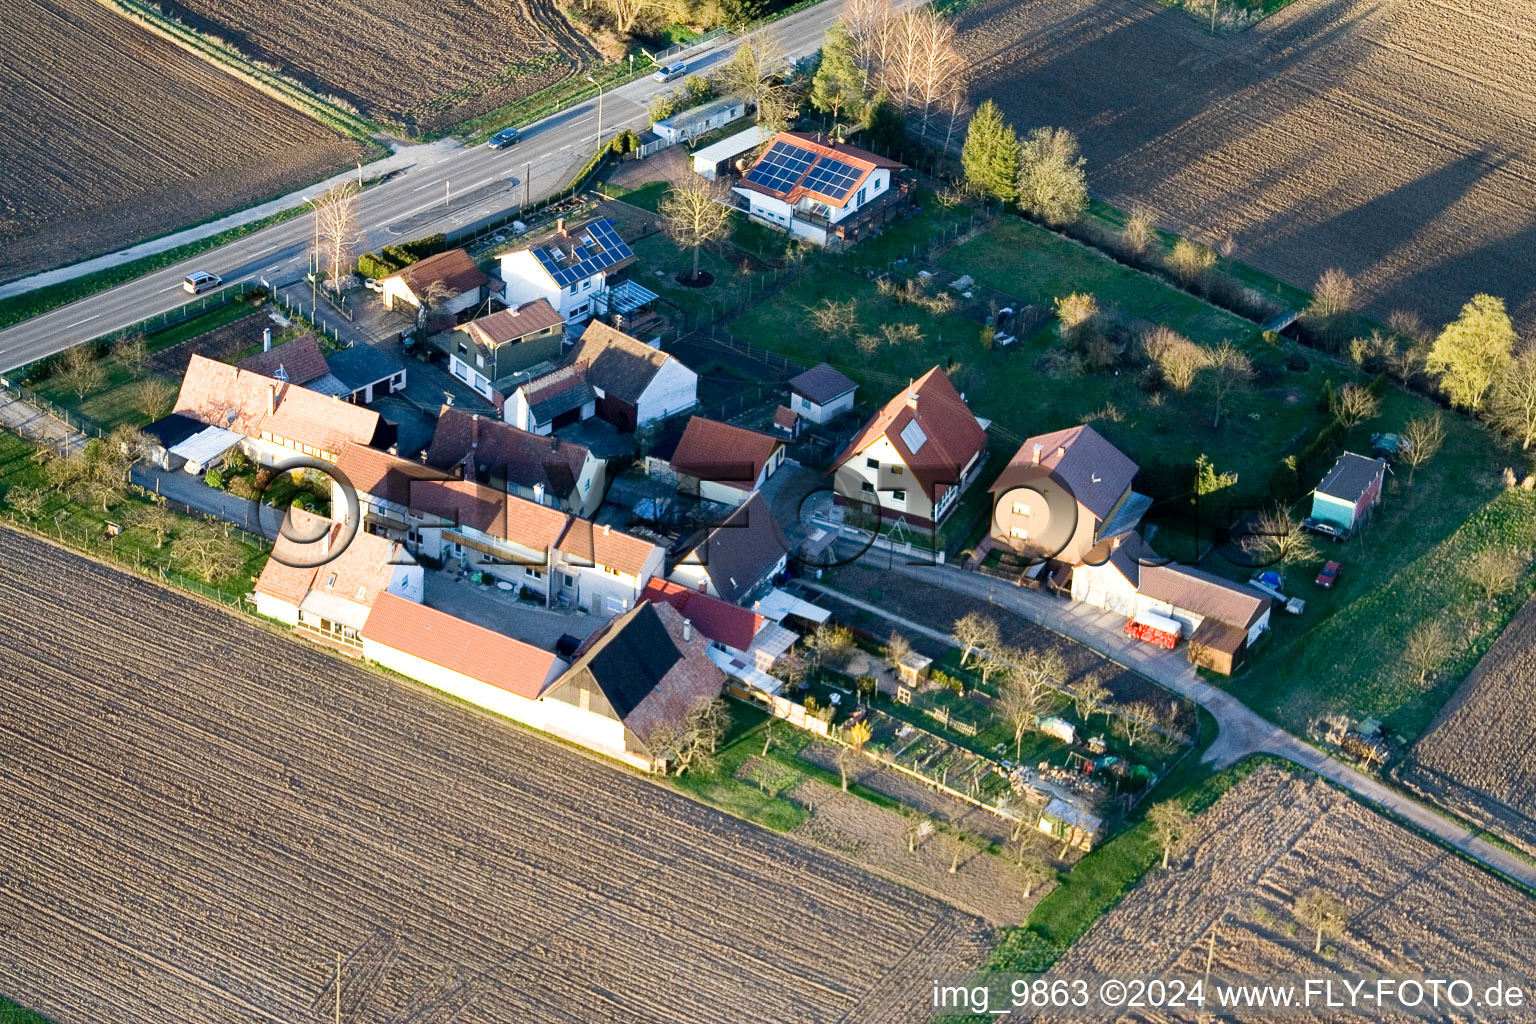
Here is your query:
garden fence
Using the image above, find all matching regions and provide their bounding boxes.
[88,280,257,347]
[0,381,105,443]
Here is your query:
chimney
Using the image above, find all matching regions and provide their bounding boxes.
[1111,536,1121,550]
[471,414,480,450]
[388,445,398,456]
[1057,445,1066,459]
[1031,443,1043,465]
[331,393,339,403]
[601,523,611,535]
[268,383,277,417]
[904,389,919,410]
[683,619,692,643]
[262,328,272,352]
[533,482,545,503]
[556,217,565,234]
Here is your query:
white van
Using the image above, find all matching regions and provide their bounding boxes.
[183,271,222,295]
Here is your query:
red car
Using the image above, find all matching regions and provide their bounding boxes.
[1315,560,1342,588]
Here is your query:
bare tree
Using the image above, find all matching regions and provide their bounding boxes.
[1490,347,1536,450]
[1115,701,1159,748]
[951,611,999,667]
[1403,619,1450,685]
[809,298,858,336]
[761,716,788,756]
[842,0,895,73]
[1014,844,1054,899]
[312,182,361,287]
[1201,339,1253,427]
[1294,888,1348,954]
[718,31,789,110]
[1143,326,1204,392]
[999,657,1053,760]
[945,827,982,873]
[890,8,962,136]
[838,719,872,791]
[128,496,176,549]
[133,376,178,421]
[902,810,934,854]
[1167,239,1216,287]
[113,332,149,376]
[659,179,734,284]
[1147,800,1193,869]
[171,520,243,583]
[1329,382,1379,428]
[603,0,679,34]
[1308,267,1356,319]
[3,485,47,519]
[1467,545,1528,603]
[1400,412,1445,483]
[650,696,730,776]
[1072,672,1111,723]
[1017,127,1088,227]
[885,630,912,674]
[1241,503,1319,568]
[1123,207,1155,255]
[56,344,105,400]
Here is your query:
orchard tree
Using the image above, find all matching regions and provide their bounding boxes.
[1201,339,1253,427]
[951,610,999,667]
[1017,127,1088,226]
[1294,888,1348,955]
[1400,412,1445,483]
[961,99,1019,204]
[1425,293,1516,411]
[56,344,105,400]
[659,179,733,284]
[1147,799,1193,869]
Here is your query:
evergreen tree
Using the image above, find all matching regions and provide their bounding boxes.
[862,91,908,157]
[961,99,1019,203]
[810,24,869,128]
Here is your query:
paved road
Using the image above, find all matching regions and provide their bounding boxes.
[798,563,1536,893]
[0,0,862,373]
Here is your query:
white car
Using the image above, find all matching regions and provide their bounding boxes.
[182,271,221,294]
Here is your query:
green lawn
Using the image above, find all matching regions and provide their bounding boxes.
[0,999,48,1024]
[629,232,764,323]
[0,432,271,603]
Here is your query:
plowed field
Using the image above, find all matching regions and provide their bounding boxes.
[957,0,1536,329]
[1401,594,1536,855]
[158,0,593,131]
[0,0,365,283]
[1022,765,1536,1022]
[0,527,987,1024]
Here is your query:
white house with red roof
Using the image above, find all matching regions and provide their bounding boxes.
[733,132,909,249]
[641,577,796,683]
[668,416,785,507]
[832,367,989,530]
[252,508,423,649]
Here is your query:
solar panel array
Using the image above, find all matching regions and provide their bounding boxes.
[534,218,634,286]
[746,140,870,204]
[801,157,862,201]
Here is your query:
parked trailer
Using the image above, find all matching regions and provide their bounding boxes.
[1124,611,1182,650]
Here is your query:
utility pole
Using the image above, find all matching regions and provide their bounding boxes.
[587,74,604,150]
[525,162,532,208]
[356,160,363,188]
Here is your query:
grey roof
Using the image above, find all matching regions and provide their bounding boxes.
[789,363,857,405]
[990,425,1139,522]
[325,344,406,390]
[142,412,205,450]
[527,218,633,288]
[522,364,595,425]
[1316,451,1385,503]
[677,492,786,605]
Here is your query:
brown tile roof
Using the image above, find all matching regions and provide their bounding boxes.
[236,335,330,385]
[254,508,402,606]
[642,577,765,652]
[563,601,724,749]
[835,366,987,501]
[990,424,1139,521]
[462,299,564,347]
[773,405,797,431]
[519,363,595,425]
[788,362,856,405]
[670,416,783,491]
[334,443,449,507]
[388,248,487,302]
[565,321,676,404]
[174,355,382,458]
[425,408,593,502]
[409,478,569,551]
[557,518,660,578]
[1138,562,1270,631]
[675,492,786,604]
[361,592,559,700]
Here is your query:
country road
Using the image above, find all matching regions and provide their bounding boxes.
[797,564,1536,895]
[0,0,863,373]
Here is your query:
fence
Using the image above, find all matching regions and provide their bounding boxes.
[0,381,104,444]
[643,26,732,66]
[259,279,350,345]
[85,279,257,347]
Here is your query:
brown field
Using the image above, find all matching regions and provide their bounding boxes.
[158,0,594,131]
[1027,765,1536,1022]
[1400,594,1536,855]
[957,0,1536,329]
[0,0,366,283]
[0,527,989,1024]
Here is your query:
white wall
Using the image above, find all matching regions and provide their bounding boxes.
[636,357,698,426]
[828,168,889,225]
[254,592,299,625]
[539,692,635,764]
[499,251,561,311]
[362,637,560,729]
[791,390,854,425]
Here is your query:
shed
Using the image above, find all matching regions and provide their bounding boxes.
[896,651,932,686]
[1311,451,1386,531]
[788,363,857,424]
[1187,617,1248,675]
[692,125,770,180]
[141,412,206,471]
[653,96,747,145]
[169,425,243,475]
[1038,796,1104,851]
[326,344,407,404]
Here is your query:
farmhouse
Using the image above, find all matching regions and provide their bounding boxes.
[332,442,450,538]
[442,298,565,402]
[692,125,770,181]
[788,363,857,424]
[563,321,698,431]
[253,507,423,649]
[988,425,1150,565]
[409,478,663,616]
[379,248,490,323]
[832,367,988,529]
[670,492,787,605]
[503,362,596,435]
[171,354,391,466]
[236,333,334,388]
[669,416,785,505]
[545,601,726,772]
[1070,533,1271,674]
[653,96,746,145]
[425,408,606,518]
[1311,451,1386,533]
[499,218,635,323]
[733,132,911,249]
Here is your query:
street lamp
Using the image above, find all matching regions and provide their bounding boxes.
[303,195,320,311]
[587,74,604,151]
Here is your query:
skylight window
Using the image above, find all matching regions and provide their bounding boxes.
[900,419,927,453]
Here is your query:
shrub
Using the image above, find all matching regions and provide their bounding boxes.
[1268,456,1300,501]
[397,233,447,262]
[357,252,398,280]
[204,468,225,491]
[380,244,420,268]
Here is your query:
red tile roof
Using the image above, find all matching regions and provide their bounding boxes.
[670,416,783,491]
[174,354,381,458]
[642,578,765,652]
[335,443,449,507]
[773,405,797,431]
[462,299,564,346]
[236,335,330,385]
[361,592,559,699]
[426,408,594,503]
[409,478,569,551]
[254,507,402,606]
[557,518,660,579]
[835,366,987,502]
[739,132,904,210]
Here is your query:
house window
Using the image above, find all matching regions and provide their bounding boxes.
[1012,501,1031,516]
[475,353,485,369]
[857,187,867,207]
[860,481,874,494]
[891,489,906,502]
[563,573,576,588]
[326,573,337,587]
[865,457,879,470]
[526,568,545,579]
[890,465,903,475]
[1010,526,1029,540]
[569,283,579,295]
[457,342,467,355]
[582,280,592,291]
